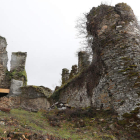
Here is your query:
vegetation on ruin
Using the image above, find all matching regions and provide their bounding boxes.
[51,72,82,101]
[6,70,28,86]
[51,66,89,101]
[118,107,140,135]
[13,52,27,56]
[21,85,52,98]
[116,3,131,11]
[1,2,140,140]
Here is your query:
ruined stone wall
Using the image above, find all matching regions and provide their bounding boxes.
[69,65,78,79]
[87,3,140,119]
[52,3,140,120]
[0,86,52,110]
[61,68,69,85]
[9,52,27,86]
[10,52,27,72]
[0,38,27,89]
[0,96,50,111]
[0,36,9,88]
[52,61,101,107]
[78,51,90,72]
[0,96,21,109]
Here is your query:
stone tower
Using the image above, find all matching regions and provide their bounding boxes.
[69,65,78,79]
[86,3,140,118]
[78,51,90,72]
[0,36,8,88]
[0,36,28,89]
[10,52,27,72]
[10,52,27,86]
[61,68,69,85]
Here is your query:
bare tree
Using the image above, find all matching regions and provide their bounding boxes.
[75,13,93,62]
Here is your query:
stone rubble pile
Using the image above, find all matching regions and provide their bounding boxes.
[48,102,71,111]
[0,132,72,140]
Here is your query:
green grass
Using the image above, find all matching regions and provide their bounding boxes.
[0,108,140,139]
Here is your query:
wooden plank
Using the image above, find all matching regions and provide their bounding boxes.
[0,88,10,93]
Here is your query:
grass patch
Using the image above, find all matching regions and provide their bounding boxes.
[0,108,140,139]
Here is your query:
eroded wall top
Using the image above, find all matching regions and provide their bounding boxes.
[10,52,27,72]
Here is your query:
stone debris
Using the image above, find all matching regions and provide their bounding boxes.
[0,121,5,125]
[0,107,11,113]
[0,132,72,140]
[0,96,21,108]
[48,102,71,111]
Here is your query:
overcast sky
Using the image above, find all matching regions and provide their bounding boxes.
[0,0,139,90]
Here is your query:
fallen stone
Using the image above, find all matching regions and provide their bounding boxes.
[49,102,71,111]
[109,124,115,131]
[0,121,5,125]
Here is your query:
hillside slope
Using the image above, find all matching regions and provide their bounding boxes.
[0,108,140,140]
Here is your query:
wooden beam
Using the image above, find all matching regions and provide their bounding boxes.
[0,88,10,93]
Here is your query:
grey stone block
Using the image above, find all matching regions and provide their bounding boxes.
[9,79,23,96]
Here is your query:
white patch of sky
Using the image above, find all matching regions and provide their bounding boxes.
[0,0,139,90]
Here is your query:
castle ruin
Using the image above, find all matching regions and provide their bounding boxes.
[0,3,140,125]
[52,3,140,122]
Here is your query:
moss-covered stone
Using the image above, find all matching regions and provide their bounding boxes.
[115,3,131,11]
[118,120,127,125]
[51,71,83,101]
[123,113,132,118]
[128,72,139,78]
[129,65,137,68]
[121,57,131,61]
[119,68,133,72]
[130,107,140,114]
[13,52,27,56]
[21,85,52,98]
[118,107,140,133]
[6,70,27,86]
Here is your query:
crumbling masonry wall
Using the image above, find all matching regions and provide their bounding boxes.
[88,3,140,119]
[0,36,27,90]
[61,51,89,85]
[52,62,101,107]
[0,37,52,110]
[10,52,27,86]
[52,3,140,120]
[0,36,8,88]
[10,52,27,72]
[78,51,90,72]
[61,68,69,85]
[69,65,78,79]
